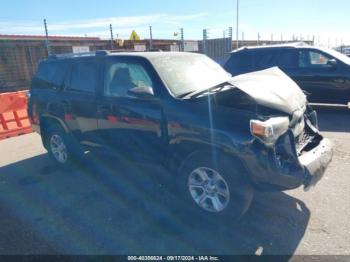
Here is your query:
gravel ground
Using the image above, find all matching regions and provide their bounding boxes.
[0,106,349,255]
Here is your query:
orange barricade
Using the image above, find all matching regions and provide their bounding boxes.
[0,90,33,140]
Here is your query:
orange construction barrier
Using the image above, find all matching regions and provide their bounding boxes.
[0,90,33,140]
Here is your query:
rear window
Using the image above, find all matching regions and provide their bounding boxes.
[225,48,300,73]
[34,61,68,88]
[224,51,254,73]
[253,49,279,69]
[276,50,299,69]
[67,61,98,94]
[225,49,280,73]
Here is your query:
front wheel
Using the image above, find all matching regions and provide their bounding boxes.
[176,151,254,225]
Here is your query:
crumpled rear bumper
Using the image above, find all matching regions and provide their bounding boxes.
[299,137,333,191]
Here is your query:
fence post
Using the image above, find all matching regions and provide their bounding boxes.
[110,24,114,50]
[180,28,184,51]
[228,27,233,52]
[43,19,52,56]
[149,26,153,50]
[203,29,208,54]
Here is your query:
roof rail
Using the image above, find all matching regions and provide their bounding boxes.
[48,50,109,59]
[232,41,311,52]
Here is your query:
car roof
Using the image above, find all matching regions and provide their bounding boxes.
[231,42,320,53]
[47,51,203,62]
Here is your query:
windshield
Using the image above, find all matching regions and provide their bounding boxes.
[149,54,231,97]
[321,47,350,65]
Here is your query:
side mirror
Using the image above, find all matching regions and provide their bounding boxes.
[327,59,337,68]
[128,86,154,98]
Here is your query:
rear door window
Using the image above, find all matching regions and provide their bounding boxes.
[34,61,68,88]
[225,51,254,72]
[67,60,99,94]
[276,50,299,69]
[253,49,279,70]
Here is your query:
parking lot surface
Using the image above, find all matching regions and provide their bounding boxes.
[0,106,349,255]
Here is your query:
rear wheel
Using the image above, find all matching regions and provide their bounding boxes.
[176,151,254,225]
[45,125,81,168]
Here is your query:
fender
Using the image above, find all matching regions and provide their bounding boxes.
[40,114,70,133]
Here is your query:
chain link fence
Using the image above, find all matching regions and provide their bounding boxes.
[0,25,317,93]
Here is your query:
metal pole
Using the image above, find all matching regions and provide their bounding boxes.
[236,0,239,49]
[43,19,51,56]
[228,27,233,51]
[110,24,114,50]
[203,29,208,54]
[181,28,184,51]
[149,26,153,50]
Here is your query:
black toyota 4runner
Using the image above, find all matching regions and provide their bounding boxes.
[28,51,333,220]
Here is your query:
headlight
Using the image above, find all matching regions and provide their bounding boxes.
[250,117,290,146]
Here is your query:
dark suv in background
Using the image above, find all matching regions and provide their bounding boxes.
[224,43,350,106]
[28,51,332,222]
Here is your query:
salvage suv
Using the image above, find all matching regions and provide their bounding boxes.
[28,51,333,221]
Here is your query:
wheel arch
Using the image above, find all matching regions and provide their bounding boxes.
[174,142,252,183]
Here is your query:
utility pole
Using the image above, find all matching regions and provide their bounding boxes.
[236,0,239,49]
[109,24,114,50]
[149,26,153,50]
[43,19,51,56]
[180,28,184,51]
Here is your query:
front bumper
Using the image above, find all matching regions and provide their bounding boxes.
[244,132,333,191]
[299,138,333,191]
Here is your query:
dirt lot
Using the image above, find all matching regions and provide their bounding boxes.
[0,106,349,255]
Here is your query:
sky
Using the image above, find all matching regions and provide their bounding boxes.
[0,0,349,46]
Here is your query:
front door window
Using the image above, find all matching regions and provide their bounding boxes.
[104,61,153,98]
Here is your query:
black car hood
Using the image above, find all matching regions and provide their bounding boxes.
[228,67,307,114]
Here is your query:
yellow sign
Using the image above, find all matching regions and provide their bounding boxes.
[129,30,140,41]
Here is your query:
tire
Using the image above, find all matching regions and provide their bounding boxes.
[45,124,82,169]
[175,151,254,226]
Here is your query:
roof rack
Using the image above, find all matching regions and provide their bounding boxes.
[48,50,109,59]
